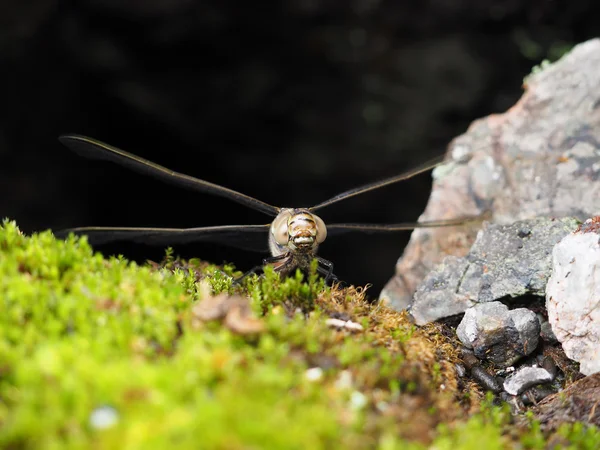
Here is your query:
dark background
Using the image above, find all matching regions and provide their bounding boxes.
[1,0,598,295]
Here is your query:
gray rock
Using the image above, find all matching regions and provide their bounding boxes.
[529,373,600,429]
[546,219,600,376]
[409,217,579,325]
[470,366,503,393]
[536,313,558,344]
[407,256,475,324]
[381,39,600,310]
[456,302,509,349]
[512,311,541,356]
[503,366,554,396]
[456,302,540,367]
[520,386,557,406]
[89,405,119,430]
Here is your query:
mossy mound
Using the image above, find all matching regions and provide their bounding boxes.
[1,220,598,449]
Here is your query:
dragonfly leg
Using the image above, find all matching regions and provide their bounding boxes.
[232,254,288,285]
[232,265,264,285]
[316,265,339,285]
[316,256,339,285]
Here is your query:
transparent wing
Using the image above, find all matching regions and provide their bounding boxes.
[326,214,488,236]
[59,134,280,217]
[54,224,271,253]
[309,154,446,212]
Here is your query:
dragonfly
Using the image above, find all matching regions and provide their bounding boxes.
[55,134,482,284]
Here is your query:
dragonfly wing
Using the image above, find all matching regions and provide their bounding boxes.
[59,134,280,217]
[309,154,446,212]
[326,214,488,236]
[54,224,271,253]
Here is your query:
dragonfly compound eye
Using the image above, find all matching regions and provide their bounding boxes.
[272,210,292,246]
[312,214,327,244]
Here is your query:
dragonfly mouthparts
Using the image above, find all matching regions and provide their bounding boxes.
[290,234,315,248]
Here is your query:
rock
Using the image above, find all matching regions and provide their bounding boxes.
[381,39,600,310]
[456,302,540,367]
[89,405,119,430]
[470,366,504,393]
[529,372,600,430]
[407,256,474,324]
[408,217,579,325]
[512,311,542,356]
[537,313,559,344]
[304,367,324,382]
[459,348,503,392]
[546,218,600,376]
[503,366,554,396]
[325,318,364,332]
[520,386,557,406]
[539,356,558,380]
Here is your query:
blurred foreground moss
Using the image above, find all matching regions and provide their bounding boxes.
[1,219,598,449]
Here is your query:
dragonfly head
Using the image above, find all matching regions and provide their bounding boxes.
[270,209,327,255]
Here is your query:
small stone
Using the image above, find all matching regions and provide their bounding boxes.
[349,391,368,410]
[325,318,364,332]
[471,366,503,393]
[539,320,558,343]
[460,349,479,369]
[456,302,540,367]
[520,386,556,405]
[304,367,323,382]
[89,405,119,430]
[536,313,558,343]
[503,366,554,396]
[510,308,540,356]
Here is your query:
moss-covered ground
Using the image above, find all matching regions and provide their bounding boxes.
[1,219,599,449]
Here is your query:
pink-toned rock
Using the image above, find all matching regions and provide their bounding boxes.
[380,38,600,311]
[546,218,600,376]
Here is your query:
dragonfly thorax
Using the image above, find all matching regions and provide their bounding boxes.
[268,208,327,257]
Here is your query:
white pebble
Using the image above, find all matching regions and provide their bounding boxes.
[89,405,119,430]
[304,367,324,382]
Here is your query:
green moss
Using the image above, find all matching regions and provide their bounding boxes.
[1,219,599,449]
[556,422,600,449]
[520,37,574,86]
[246,261,326,314]
[0,221,349,449]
